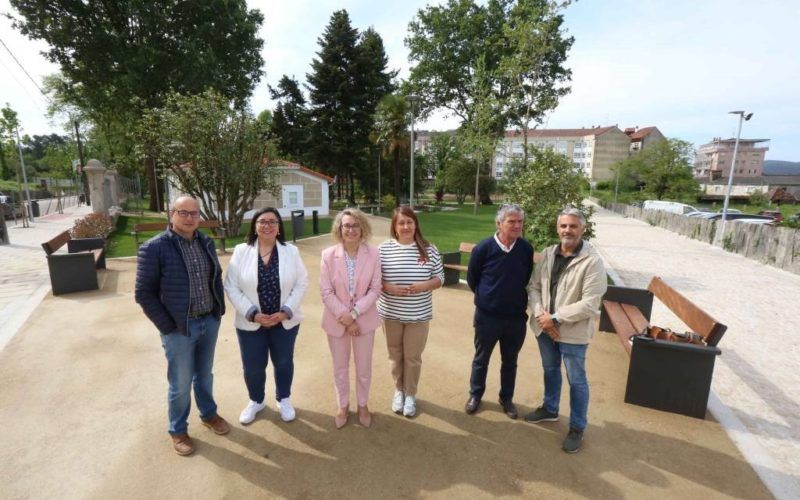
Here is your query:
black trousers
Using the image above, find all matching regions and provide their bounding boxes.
[469,309,527,401]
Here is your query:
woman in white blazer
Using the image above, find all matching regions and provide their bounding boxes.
[224,207,308,425]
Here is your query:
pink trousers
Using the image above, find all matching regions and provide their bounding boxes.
[327,330,375,408]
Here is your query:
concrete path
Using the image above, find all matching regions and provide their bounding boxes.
[589,202,800,498]
[0,212,776,499]
[0,201,94,351]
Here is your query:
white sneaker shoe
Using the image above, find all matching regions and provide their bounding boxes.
[277,397,296,422]
[239,400,266,425]
[403,395,417,418]
[392,390,404,414]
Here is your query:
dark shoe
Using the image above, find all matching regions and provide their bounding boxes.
[171,434,194,456]
[498,398,518,419]
[464,396,481,414]
[524,406,559,423]
[563,427,584,453]
[201,414,231,435]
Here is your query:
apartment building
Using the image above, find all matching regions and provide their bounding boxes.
[693,138,769,180]
[492,125,638,181]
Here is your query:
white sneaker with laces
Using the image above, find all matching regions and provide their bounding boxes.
[392,390,404,414]
[239,400,266,425]
[277,397,296,422]
[403,395,417,418]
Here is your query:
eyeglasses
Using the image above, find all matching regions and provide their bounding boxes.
[342,224,361,231]
[256,220,280,227]
[173,210,201,219]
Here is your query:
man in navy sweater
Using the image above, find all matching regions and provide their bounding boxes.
[465,204,534,418]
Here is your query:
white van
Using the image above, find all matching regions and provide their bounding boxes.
[642,200,697,215]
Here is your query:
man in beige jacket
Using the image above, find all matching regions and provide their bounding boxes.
[525,207,607,453]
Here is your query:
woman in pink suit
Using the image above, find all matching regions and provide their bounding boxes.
[319,208,382,429]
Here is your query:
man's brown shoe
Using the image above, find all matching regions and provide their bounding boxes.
[171,434,194,456]
[201,415,231,435]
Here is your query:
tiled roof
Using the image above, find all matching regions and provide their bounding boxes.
[627,126,658,140]
[504,126,618,138]
[275,160,334,183]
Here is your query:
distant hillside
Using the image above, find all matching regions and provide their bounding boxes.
[764,160,800,175]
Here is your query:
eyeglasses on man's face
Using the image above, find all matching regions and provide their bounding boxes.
[256,219,280,227]
[342,223,361,231]
[173,210,201,219]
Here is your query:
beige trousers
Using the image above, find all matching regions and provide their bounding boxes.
[382,319,430,397]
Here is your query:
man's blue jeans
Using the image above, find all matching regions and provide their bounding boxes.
[160,314,221,435]
[536,334,589,431]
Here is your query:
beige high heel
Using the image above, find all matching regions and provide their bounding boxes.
[335,406,349,429]
[357,405,372,428]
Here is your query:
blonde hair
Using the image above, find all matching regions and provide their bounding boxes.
[331,208,372,244]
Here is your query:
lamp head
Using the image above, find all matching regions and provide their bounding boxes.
[744,112,753,121]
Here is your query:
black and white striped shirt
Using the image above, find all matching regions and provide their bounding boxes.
[378,239,444,322]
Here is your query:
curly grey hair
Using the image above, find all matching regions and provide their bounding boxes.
[495,203,525,224]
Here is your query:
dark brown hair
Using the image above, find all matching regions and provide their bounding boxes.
[247,207,286,246]
[390,206,431,262]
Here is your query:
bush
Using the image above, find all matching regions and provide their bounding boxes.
[381,193,397,209]
[71,212,115,239]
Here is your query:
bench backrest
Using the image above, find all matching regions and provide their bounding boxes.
[647,276,727,346]
[42,230,71,255]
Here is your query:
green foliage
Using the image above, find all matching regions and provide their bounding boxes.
[503,146,593,249]
[372,94,410,206]
[381,194,397,210]
[136,90,277,237]
[614,138,698,200]
[269,76,310,163]
[307,10,395,203]
[748,190,769,206]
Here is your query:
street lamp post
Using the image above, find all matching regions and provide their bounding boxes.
[717,110,753,246]
[406,94,420,210]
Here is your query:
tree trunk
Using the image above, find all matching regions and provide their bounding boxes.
[145,155,163,212]
[393,148,401,207]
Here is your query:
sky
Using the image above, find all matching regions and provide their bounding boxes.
[1,0,799,160]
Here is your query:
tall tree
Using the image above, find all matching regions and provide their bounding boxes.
[137,91,277,237]
[406,0,574,164]
[269,75,310,162]
[307,10,362,202]
[500,0,573,164]
[371,94,410,207]
[10,0,265,210]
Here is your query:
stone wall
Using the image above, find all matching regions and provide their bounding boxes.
[600,201,800,275]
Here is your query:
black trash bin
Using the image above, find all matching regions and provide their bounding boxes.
[30,200,40,217]
[312,210,319,235]
[290,210,305,242]
[78,193,86,205]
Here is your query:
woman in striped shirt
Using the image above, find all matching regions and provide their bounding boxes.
[378,206,444,418]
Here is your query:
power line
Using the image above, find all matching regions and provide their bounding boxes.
[0,36,53,105]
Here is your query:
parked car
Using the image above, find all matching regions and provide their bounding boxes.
[642,200,698,215]
[757,210,783,223]
[686,208,713,217]
[704,213,775,223]
[0,191,8,204]
[717,208,742,214]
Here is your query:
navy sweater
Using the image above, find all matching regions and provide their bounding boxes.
[467,236,534,319]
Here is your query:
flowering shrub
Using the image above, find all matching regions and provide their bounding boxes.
[71,213,115,239]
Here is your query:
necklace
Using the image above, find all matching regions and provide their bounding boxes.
[260,246,273,258]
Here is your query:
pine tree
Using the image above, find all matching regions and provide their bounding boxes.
[269,75,309,163]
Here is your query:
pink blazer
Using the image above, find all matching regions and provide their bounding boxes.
[319,243,382,338]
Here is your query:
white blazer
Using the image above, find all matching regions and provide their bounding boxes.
[224,241,308,331]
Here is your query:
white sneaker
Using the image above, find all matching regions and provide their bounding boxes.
[239,400,266,425]
[392,390,405,414]
[277,397,296,422]
[403,395,417,418]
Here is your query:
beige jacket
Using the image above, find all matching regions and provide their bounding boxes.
[528,241,607,345]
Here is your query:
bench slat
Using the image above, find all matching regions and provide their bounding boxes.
[621,303,649,333]
[42,230,71,255]
[602,300,638,355]
[648,277,727,345]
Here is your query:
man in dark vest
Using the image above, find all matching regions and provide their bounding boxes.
[135,196,229,456]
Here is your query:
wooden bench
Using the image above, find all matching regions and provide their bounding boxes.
[132,220,227,253]
[41,230,106,295]
[599,276,727,418]
[441,241,544,286]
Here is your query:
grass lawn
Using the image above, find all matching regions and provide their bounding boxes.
[106,213,332,258]
[415,204,499,254]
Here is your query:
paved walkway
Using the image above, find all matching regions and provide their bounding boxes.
[0,202,94,351]
[589,202,800,498]
[0,209,778,499]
